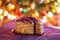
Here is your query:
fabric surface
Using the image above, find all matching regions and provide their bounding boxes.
[0,20,60,40]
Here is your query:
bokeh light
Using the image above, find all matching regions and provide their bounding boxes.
[19,8,23,12]
[0,15,3,19]
[4,10,8,16]
[31,2,36,10]
[7,3,15,11]
[0,9,3,14]
[56,7,60,13]
[57,0,60,3]
[47,12,53,17]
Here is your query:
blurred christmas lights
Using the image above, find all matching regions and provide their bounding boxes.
[57,0,60,3]
[39,0,44,3]
[4,10,8,16]
[0,15,3,19]
[0,9,3,14]
[31,2,36,10]
[47,12,53,17]
[26,7,30,11]
[11,15,16,20]
[7,3,15,11]
[23,8,27,13]
[8,14,11,19]
[44,0,50,3]
[19,8,23,12]
[46,0,50,3]
[54,2,58,7]
[0,0,59,26]
[56,7,60,13]
[8,14,16,20]
[35,10,39,16]
[18,1,22,4]
[41,16,47,23]
[52,8,56,13]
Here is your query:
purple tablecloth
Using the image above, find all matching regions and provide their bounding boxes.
[0,20,60,40]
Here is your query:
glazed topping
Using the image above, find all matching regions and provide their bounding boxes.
[16,16,38,24]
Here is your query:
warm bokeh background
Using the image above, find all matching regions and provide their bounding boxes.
[0,0,60,26]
